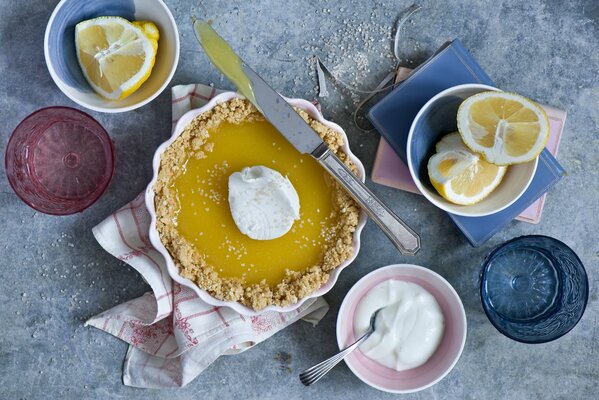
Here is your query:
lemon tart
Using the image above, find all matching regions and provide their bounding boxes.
[154,98,360,310]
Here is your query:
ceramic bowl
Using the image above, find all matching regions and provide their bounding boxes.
[407,84,538,217]
[145,92,368,316]
[44,0,179,113]
[480,235,588,343]
[337,264,467,393]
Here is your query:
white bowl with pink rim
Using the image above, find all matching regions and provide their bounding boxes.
[145,91,367,316]
[337,264,467,393]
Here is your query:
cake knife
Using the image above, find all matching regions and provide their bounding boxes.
[193,19,420,255]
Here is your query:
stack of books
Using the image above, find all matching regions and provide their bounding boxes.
[367,40,566,246]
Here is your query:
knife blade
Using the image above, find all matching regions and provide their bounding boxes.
[193,19,420,255]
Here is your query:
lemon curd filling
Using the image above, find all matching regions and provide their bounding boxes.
[172,119,339,285]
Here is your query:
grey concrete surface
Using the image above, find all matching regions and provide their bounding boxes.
[1,0,598,399]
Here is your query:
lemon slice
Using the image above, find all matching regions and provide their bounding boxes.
[457,91,549,165]
[428,132,507,205]
[75,17,159,100]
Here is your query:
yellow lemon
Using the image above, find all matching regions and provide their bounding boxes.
[457,91,549,165]
[75,17,159,100]
[428,132,507,205]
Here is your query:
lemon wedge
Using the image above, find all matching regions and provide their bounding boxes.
[457,91,549,165]
[428,132,507,205]
[75,17,159,100]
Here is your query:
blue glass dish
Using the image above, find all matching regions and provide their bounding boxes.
[480,235,588,343]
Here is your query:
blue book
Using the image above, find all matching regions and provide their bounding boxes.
[367,40,565,246]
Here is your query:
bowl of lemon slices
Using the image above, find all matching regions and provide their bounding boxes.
[407,84,548,217]
[44,0,179,113]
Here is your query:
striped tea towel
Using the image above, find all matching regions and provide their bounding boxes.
[85,84,329,388]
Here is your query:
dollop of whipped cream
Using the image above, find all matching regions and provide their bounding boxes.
[354,280,444,371]
[228,166,300,240]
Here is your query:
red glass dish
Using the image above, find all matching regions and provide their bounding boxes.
[5,107,115,215]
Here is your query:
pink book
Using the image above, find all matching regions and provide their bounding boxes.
[371,103,566,225]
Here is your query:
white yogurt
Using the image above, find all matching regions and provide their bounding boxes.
[228,165,300,240]
[354,280,444,371]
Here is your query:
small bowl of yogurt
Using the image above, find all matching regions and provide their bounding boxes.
[337,264,467,393]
